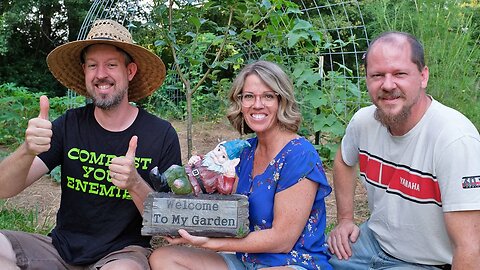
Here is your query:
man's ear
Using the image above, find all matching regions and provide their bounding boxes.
[127,62,138,81]
[421,65,429,89]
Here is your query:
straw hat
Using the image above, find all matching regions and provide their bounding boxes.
[46,19,166,101]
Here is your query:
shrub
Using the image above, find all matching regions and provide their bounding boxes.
[0,83,85,150]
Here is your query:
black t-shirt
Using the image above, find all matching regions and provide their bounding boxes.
[38,104,182,265]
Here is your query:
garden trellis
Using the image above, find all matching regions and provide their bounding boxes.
[289,0,370,110]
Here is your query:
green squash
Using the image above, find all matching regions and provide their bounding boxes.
[162,164,192,195]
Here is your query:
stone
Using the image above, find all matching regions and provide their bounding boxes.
[142,192,249,238]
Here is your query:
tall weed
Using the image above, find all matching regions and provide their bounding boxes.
[363,0,480,127]
[0,200,53,235]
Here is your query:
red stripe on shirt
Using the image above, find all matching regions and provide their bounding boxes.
[359,152,442,204]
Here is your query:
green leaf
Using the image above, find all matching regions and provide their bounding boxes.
[310,97,328,108]
[241,29,254,40]
[285,7,302,14]
[347,83,361,98]
[334,102,346,114]
[329,122,346,137]
[167,32,177,43]
[251,14,262,24]
[187,17,203,29]
[154,40,166,47]
[185,32,196,38]
[325,114,337,127]
[309,30,322,42]
[313,115,328,131]
[287,31,309,48]
[292,19,312,31]
[305,72,322,85]
[261,0,272,9]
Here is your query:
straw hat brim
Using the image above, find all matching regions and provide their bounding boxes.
[46,39,166,102]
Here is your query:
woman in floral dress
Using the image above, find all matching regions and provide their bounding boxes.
[150,60,333,270]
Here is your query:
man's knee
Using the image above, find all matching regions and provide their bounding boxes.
[0,233,18,269]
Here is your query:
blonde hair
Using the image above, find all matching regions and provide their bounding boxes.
[227,61,302,135]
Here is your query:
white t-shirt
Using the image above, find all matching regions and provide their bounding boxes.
[342,98,480,265]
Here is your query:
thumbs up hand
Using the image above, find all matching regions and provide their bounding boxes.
[109,135,142,190]
[25,95,53,155]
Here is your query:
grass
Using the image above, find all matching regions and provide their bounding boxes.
[0,200,53,235]
[0,152,56,234]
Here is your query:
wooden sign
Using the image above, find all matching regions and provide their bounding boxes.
[142,192,249,238]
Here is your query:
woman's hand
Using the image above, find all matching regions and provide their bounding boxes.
[163,229,210,247]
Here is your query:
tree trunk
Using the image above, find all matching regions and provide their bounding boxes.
[186,83,193,158]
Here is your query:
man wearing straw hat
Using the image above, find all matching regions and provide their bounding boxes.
[0,19,181,269]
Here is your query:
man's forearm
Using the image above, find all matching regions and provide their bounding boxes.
[444,211,480,270]
[452,248,480,270]
[128,177,154,213]
[333,149,357,221]
[0,143,35,198]
[334,184,356,222]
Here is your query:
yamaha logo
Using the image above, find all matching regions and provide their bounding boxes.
[462,176,480,189]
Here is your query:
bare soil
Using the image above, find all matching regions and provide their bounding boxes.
[2,119,368,231]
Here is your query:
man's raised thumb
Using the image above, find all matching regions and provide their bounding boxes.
[126,135,138,158]
[39,95,49,120]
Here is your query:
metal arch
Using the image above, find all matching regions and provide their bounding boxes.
[77,0,140,40]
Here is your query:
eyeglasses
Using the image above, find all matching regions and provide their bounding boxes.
[237,92,279,107]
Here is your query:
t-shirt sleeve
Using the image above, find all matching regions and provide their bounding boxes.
[276,141,330,195]
[155,123,182,174]
[437,134,480,212]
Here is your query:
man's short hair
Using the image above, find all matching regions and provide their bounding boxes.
[364,31,425,72]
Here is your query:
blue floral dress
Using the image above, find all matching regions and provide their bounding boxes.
[235,137,333,270]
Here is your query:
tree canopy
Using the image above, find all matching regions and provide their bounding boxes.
[0,0,90,96]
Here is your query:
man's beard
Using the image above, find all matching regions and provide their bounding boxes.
[91,86,128,110]
[373,89,420,130]
[374,105,411,129]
